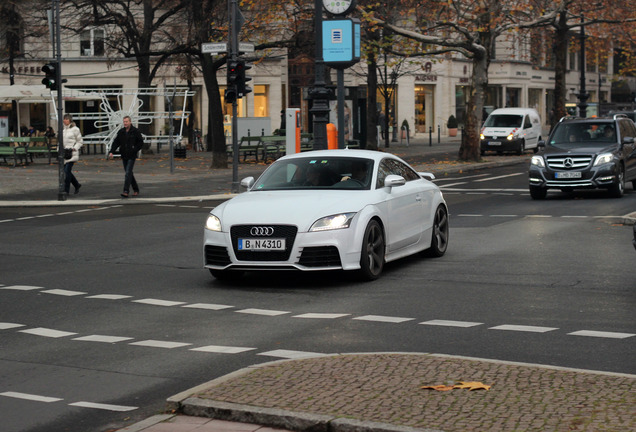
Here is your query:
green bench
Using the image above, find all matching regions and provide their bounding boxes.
[259,135,287,162]
[26,137,56,164]
[0,137,30,167]
[227,136,262,162]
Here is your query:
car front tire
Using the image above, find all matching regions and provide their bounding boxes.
[529,185,547,200]
[608,166,625,198]
[358,219,385,281]
[425,205,449,257]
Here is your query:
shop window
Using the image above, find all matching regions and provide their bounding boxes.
[253,85,268,117]
[80,29,105,56]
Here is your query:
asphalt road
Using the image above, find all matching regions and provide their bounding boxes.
[1,164,634,432]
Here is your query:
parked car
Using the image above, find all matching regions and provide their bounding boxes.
[480,108,543,155]
[203,150,449,281]
[528,115,636,199]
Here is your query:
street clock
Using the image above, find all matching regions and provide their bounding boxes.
[323,0,356,16]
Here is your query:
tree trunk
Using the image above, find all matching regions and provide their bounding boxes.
[458,53,488,161]
[202,55,227,168]
[552,12,569,128]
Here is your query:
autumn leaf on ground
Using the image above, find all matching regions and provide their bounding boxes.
[453,381,491,391]
[421,384,455,391]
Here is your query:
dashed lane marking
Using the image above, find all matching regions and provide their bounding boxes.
[353,315,415,323]
[132,298,187,307]
[568,330,636,339]
[474,173,525,182]
[420,319,483,328]
[129,340,192,349]
[258,349,329,359]
[236,308,290,316]
[41,289,87,297]
[489,324,559,333]
[1,285,43,291]
[19,327,77,338]
[68,401,138,412]
[182,303,234,310]
[190,345,257,354]
[0,322,24,330]
[0,391,62,403]
[72,335,135,343]
[293,313,350,319]
[86,294,133,300]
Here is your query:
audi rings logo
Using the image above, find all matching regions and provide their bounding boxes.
[250,226,274,236]
[564,157,574,168]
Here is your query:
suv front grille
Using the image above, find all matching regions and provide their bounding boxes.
[546,155,593,169]
[230,225,297,262]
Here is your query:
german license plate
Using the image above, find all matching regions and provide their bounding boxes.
[488,141,501,146]
[556,171,582,179]
[238,238,286,251]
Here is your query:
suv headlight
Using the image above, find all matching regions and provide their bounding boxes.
[530,155,545,168]
[310,213,356,232]
[205,214,222,231]
[593,153,613,166]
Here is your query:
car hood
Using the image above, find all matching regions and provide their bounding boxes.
[544,143,617,155]
[212,190,376,232]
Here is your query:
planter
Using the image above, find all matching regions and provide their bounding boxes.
[448,128,458,137]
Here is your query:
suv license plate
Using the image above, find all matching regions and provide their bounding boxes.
[556,171,582,179]
[238,238,286,251]
[488,141,501,146]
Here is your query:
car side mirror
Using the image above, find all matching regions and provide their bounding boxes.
[384,174,406,188]
[538,140,546,148]
[418,172,436,181]
[240,176,255,190]
[622,136,634,144]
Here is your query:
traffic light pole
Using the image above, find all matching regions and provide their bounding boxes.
[53,0,65,201]
[230,0,240,193]
[309,0,330,150]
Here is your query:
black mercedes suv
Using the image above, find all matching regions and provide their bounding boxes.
[528,115,636,199]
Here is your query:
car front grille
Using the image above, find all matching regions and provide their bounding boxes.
[205,245,231,266]
[546,155,593,169]
[298,246,342,267]
[230,225,298,261]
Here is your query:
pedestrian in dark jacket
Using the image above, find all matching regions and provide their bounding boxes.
[108,116,144,198]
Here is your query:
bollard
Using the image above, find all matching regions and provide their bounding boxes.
[438,125,441,143]
[429,126,432,147]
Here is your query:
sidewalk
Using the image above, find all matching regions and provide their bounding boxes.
[3,138,634,432]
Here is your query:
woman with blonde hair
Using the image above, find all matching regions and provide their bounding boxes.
[62,114,83,194]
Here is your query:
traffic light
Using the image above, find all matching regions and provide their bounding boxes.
[236,59,252,97]
[227,60,240,87]
[225,87,237,104]
[41,62,66,91]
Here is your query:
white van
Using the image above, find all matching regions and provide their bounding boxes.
[480,108,543,155]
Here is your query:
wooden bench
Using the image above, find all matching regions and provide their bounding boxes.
[26,137,56,164]
[259,135,287,162]
[227,136,263,162]
[0,137,30,167]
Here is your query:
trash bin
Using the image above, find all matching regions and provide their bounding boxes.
[173,146,187,159]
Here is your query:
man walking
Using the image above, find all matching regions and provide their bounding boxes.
[109,116,144,198]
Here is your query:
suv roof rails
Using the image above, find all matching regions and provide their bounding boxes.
[613,114,628,119]
[558,116,580,122]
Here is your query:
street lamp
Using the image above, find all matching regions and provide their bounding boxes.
[577,14,589,118]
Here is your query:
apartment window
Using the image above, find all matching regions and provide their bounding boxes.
[80,29,104,56]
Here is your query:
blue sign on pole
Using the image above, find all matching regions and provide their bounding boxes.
[323,18,360,69]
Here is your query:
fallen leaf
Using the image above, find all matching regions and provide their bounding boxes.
[421,384,455,391]
[453,381,491,391]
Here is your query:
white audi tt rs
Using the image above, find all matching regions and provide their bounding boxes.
[203,149,449,281]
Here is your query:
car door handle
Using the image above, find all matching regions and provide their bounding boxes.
[415,195,422,201]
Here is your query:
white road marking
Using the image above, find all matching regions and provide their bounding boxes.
[41,289,87,297]
[353,315,415,323]
[293,313,350,319]
[489,324,558,333]
[236,308,289,316]
[475,173,524,182]
[568,330,635,339]
[132,298,187,307]
[190,345,256,354]
[0,322,25,330]
[0,392,62,403]
[491,214,517,218]
[36,214,54,218]
[420,319,483,328]
[258,349,328,359]
[68,401,137,412]
[86,294,133,300]
[129,340,192,349]
[19,327,77,338]
[439,182,468,187]
[0,219,15,223]
[457,214,483,217]
[16,216,36,220]
[527,215,552,218]
[72,335,134,343]
[182,303,234,310]
[1,285,43,291]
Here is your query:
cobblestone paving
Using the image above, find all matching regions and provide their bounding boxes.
[195,354,635,432]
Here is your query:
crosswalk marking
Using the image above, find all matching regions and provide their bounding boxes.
[68,401,138,412]
[490,325,558,333]
[0,391,62,403]
[353,315,414,323]
[568,330,635,339]
[132,298,187,307]
[19,327,77,338]
[190,345,256,354]
[129,340,192,349]
[420,319,482,328]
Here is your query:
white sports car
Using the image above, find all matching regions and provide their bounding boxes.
[204,149,449,280]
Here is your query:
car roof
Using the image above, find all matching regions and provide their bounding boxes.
[280,149,402,163]
[489,108,538,115]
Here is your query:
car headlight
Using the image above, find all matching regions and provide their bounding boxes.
[530,155,545,168]
[506,133,515,141]
[479,133,485,140]
[205,214,222,231]
[310,213,356,232]
[593,153,613,166]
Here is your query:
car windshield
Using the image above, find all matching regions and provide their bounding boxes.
[252,156,375,191]
[550,122,616,147]
[483,114,523,128]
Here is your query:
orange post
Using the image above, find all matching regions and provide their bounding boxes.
[326,123,337,150]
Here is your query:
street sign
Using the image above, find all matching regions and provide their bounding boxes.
[239,42,255,53]
[201,42,227,54]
